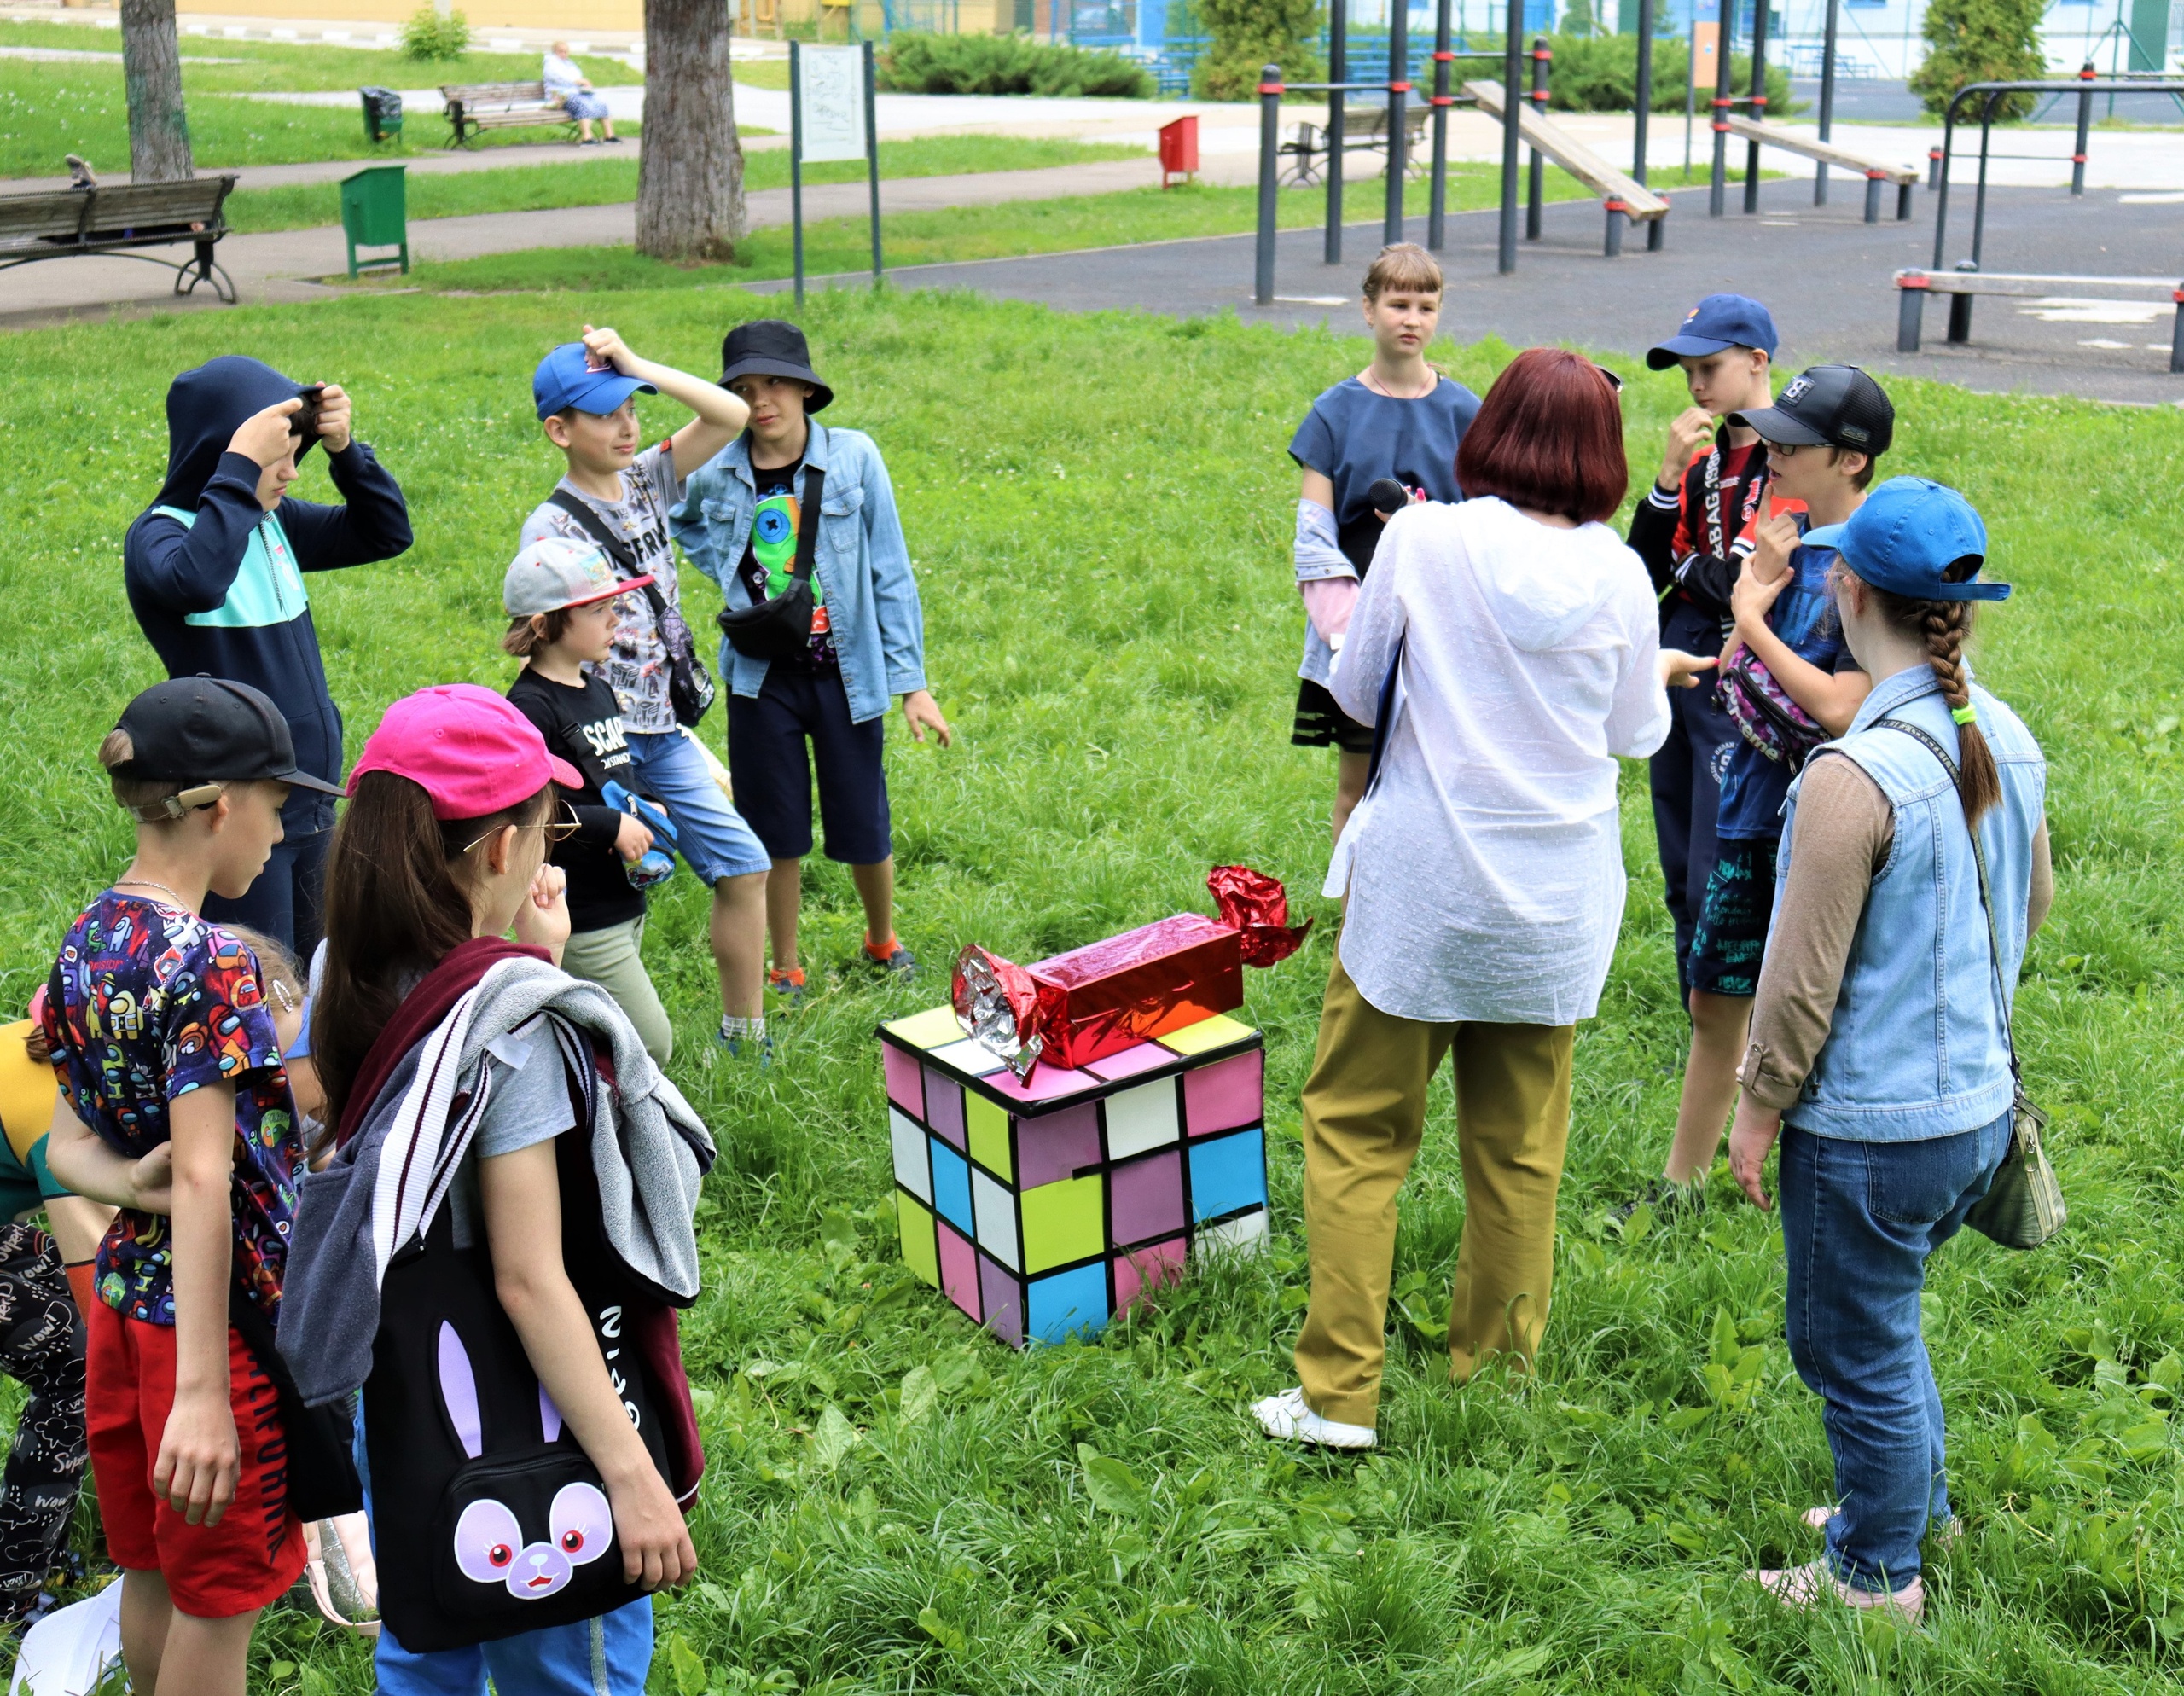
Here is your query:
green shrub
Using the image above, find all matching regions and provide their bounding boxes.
[1908,0,2047,119]
[875,32,1154,97]
[399,5,473,61]
[1191,0,1324,102]
[1539,32,1798,116]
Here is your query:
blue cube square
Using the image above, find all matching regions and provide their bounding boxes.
[1188,1128,1267,1223]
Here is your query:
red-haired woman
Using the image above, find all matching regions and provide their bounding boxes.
[1256,348,1716,1449]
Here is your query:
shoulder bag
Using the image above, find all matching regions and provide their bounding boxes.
[546,490,717,729]
[717,466,827,664]
[1879,718,2064,1249]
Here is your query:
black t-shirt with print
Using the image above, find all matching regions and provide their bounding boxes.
[736,456,838,671]
[506,666,651,933]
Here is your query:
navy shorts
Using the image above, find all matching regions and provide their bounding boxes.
[725,667,892,865]
[1687,834,1780,999]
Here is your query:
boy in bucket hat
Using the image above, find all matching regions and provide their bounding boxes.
[520,324,778,1060]
[38,677,338,1696]
[502,537,677,1066]
[671,320,950,1004]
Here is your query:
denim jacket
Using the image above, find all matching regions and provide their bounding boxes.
[1775,662,2048,1142]
[671,421,926,725]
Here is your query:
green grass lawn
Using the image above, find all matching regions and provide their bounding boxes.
[342,161,1728,293]
[219,136,1147,234]
[3,286,2181,1694]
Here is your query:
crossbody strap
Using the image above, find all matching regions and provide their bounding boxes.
[1876,717,2021,1083]
[546,485,677,629]
[793,465,825,586]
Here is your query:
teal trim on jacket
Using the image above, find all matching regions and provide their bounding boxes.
[670,421,926,726]
[1775,663,2048,1142]
[155,504,310,629]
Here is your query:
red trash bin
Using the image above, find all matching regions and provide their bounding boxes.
[1159,114,1199,189]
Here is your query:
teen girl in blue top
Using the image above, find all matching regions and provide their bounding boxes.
[1728,479,2052,1623]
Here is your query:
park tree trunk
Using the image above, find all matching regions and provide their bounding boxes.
[636,0,746,263]
[119,0,194,183]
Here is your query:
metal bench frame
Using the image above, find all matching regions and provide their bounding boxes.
[0,176,239,301]
[441,80,579,148]
[1278,104,1432,188]
[1895,267,2184,371]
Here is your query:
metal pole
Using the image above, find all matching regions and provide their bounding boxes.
[1428,0,1453,247]
[1684,6,1696,177]
[2072,58,2094,195]
[1931,93,1957,267]
[1742,0,1767,212]
[1499,0,1522,270]
[1525,35,1548,238]
[1971,88,1995,270]
[791,39,804,309]
[1257,65,1282,304]
[863,40,881,285]
[1633,0,1653,188]
[1327,0,1346,263]
[1815,0,1837,204]
[1708,0,1733,214]
[1385,0,1410,247]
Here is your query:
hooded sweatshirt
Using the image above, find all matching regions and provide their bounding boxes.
[125,357,414,831]
[1325,496,1670,1025]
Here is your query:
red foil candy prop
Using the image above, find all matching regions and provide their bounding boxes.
[1207,864,1313,967]
[1026,915,1242,1072]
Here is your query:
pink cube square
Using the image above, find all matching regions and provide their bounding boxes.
[1083,1042,1176,1083]
[1016,1102,1101,1189]
[1109,1148,1184,1246]
[883,1044,925,1118]
[985,1064,1098,1104]
[1184,1049,1263,1137]
[924,1066,967,1151]
[938,1221,980,1321]
[1113,1238,1186,1315]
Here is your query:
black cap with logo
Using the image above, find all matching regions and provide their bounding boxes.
[112,676,343,806]
[1728,364,1895,457]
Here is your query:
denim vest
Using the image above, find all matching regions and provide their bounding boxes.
[1775,663,2047,1142]
[669,421,926,726]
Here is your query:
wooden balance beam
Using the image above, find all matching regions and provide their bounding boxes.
[1719,113,1918,223]
[1465,79,1668,257]
[1893,266,2184,369]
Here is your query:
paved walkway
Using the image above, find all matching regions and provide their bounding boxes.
[751,179,2184,406]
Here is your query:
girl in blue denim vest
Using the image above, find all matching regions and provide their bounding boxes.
[1724,478,2053,1625]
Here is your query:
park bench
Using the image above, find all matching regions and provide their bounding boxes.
[1464,78,1668,254]
[1278,103,1433,188]
[440,81,578,148]
[1719,113,1917,223]
[1894,266,2184,370]
[0,175,238,301]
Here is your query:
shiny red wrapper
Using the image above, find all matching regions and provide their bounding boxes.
[1208,864,1314,967]
[951,944,1043,1072]
[1026,915,1243,1072]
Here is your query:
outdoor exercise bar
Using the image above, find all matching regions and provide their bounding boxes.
[1742,0,1770,214]
[1815,0,1838,204]
[1497,0,1522,272]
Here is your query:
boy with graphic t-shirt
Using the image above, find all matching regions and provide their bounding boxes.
[1635,365,1892,1215]
[39,676,336,1696]
[518,326,779,1058]
[503,535,678,1066]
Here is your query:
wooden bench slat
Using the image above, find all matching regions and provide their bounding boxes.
[1463,80,1668,218]
[1896,268,2179,296]
[1721,114,1918,183]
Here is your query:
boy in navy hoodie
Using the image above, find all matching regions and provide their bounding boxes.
[125,356,414,961]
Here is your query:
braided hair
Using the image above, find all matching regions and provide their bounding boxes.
[1867,584,2002,823]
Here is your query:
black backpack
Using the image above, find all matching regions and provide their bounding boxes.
[363,1025,673,1652]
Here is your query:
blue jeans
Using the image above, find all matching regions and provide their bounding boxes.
[354,1414,654,1694]
[624,729,770,888]
[1780,1107,2013,1592]
[1647,598,1738,1000]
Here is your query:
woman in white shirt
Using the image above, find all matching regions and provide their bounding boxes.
[1256,347,1716,1450]
[544,43,619,145]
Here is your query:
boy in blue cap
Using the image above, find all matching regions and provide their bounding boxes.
[519,327,779,1057]
[1622,293,1787,1220]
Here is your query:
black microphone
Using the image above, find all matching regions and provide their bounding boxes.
[1366,477,1409,517]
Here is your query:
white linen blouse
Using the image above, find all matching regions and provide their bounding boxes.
[1326,496,1671,1025]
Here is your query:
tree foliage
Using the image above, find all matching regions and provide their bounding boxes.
[1191,0,1324,102]
[1908,0,2048,120]
[1540,32,1796,114]
[877,33,1153,97]
[399,5,473,61]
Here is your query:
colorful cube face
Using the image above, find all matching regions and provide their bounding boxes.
[882,1009,1269,1348]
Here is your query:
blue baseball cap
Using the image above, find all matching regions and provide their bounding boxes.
[532,342,658,421]
[1804,477,2010,602]
[1646,293,1780,369]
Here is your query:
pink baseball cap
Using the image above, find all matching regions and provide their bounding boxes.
[348,684,583,821]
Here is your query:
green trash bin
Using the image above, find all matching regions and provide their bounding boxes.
[340,162,409,279]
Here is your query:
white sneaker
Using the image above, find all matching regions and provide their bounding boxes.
[1251,1386,1376,1450]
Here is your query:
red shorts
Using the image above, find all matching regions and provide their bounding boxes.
[84,1301,306,1618]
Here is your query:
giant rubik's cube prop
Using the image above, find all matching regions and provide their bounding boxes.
[882,1004,1269,1348]
[880,868,1306,1350]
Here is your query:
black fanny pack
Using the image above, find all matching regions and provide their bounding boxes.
[717,465,826,663]
[546,489,716,728]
